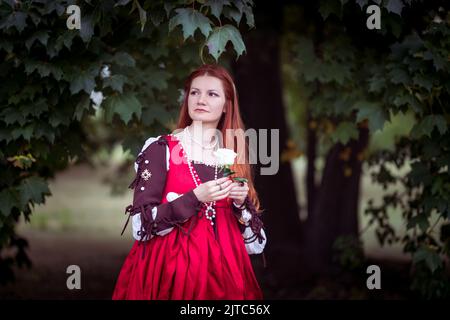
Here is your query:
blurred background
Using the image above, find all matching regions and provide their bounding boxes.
[0,0,449,299]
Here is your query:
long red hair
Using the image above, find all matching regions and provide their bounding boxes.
[176,64,261,212]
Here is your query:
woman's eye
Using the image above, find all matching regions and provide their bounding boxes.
[209,92,218,97]
[190,91,198,95]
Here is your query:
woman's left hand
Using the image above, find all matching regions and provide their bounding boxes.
[228,181,249,206]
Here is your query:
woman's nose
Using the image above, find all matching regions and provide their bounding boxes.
[198,93,207,104]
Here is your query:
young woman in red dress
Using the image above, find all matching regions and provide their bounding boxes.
[112,64,266,300]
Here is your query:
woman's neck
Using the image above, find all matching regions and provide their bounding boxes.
[188,121,218,145]
[180,122,220,164]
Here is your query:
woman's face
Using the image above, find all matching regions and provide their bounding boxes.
[187,75,226,125]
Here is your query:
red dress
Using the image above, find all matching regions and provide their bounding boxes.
[112,134,263,300]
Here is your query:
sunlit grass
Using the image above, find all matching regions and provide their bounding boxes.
[18,164,134,240]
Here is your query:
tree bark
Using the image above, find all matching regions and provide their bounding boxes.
[231,3,302,285]
[306,109,318,219]
[304,124,369,274]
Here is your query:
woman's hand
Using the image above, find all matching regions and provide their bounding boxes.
[193,177,236,203]
[228,181,249,206]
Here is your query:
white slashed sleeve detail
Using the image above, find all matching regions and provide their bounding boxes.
[131,136,172,241]
[233,201,267,255]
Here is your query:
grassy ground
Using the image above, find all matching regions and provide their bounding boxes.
[0,156,414,299]
[0,165,134,299]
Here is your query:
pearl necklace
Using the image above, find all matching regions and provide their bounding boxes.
[184,126,218,150]
[177,133,219,226]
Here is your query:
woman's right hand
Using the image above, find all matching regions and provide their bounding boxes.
[193,177,236,203]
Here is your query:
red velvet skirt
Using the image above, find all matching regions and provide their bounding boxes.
[112,203,263,300]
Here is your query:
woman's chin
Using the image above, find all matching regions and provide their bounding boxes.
[190,116,219,123]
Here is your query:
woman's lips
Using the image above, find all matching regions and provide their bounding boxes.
[194,108,209,112]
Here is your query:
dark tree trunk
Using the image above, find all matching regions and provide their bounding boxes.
[306,109,318,218]
[304,124,369,274]
[231,3,303,286]
[232,2,370,289]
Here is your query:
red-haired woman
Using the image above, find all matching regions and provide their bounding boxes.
[113,64,266,300]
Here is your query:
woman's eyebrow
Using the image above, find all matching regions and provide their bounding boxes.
[191,87,219,93]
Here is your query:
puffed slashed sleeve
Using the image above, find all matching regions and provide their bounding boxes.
[232,196,267,255]
[122,135,203,241]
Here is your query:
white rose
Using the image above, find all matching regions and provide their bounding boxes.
[213,148,237,166]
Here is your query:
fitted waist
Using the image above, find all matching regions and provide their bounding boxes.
[199,200,231,210]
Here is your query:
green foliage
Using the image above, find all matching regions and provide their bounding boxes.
[169,8,213,40]
[206,25,246,61]
[333,235,365,271]
[331,121,359,145]
[289,0,450,298]
[104,93,142,125]
[364,10,450,296]
[410,115,447,138]
[0,0,253,284]
[413,245,443,273]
